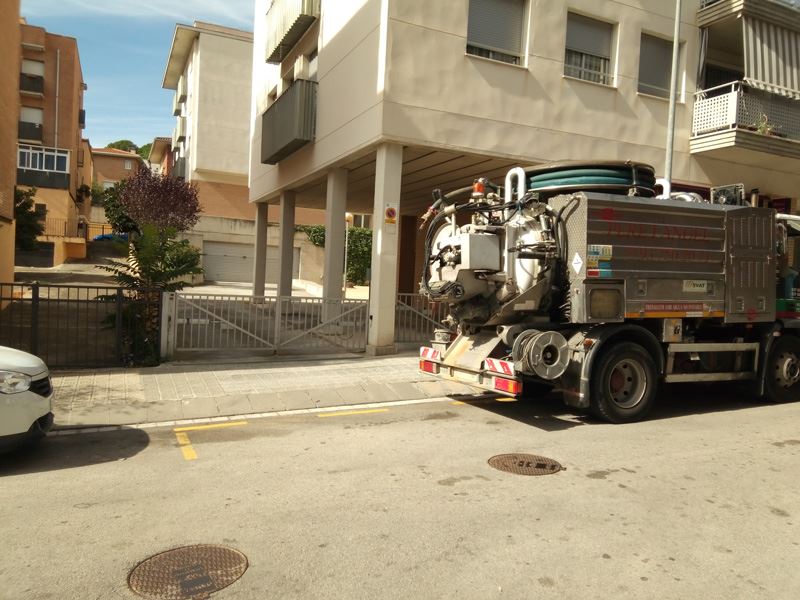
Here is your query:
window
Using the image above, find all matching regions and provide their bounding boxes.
[124,159,132,170]
[102,181,116,190]
[564,13,614,85]
[352,214,371,229]
[17,144,69,173]
[20,106,43,124]
[34,203,47,218]
[467,0,525,65]
[638,34,675,98]
[21,59,45,77]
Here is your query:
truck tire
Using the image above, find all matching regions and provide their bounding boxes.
[764,335,800,403]
[590,342,658,423]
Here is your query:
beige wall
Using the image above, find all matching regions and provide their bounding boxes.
[249,0,800,204]
[194,32,253,177]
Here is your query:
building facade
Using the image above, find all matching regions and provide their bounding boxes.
[249,0,800,354]
[16,19,89,266]
[91,147,144,189]
[0,1,21,285]
[163,20,324,285]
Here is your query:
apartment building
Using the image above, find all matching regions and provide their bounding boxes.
[146,136,174,175]
[249,0,800,354]
[0,1,21,285]
[17,19,89,266]
[92,147,144,189]
[163,20,324,285]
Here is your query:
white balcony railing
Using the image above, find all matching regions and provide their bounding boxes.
[692,81,800,141]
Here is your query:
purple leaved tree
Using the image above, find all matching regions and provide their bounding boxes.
[120,169,201,232]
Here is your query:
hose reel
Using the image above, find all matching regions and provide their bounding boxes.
[512,329,569,380]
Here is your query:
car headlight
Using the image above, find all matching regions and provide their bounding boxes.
[0,371,32,394]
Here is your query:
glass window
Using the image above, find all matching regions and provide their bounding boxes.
[467,0,525,65]
[44,153,55,171]
[56,153,68,172]
[565,13,614,85]
[18,148,28,169]
[124,159,132,170]
[638,34,674,98]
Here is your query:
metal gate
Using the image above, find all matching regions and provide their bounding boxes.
[165,293,369,357]
[0,283,162,368]
[395,293,448,343]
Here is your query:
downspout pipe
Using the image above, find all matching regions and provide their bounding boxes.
[54,49,60,149]
[664,0,682,186]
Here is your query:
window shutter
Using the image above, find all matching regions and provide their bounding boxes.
[566,13,612,58]
[468,0,525,55]
[639,34,673,96]
[21,59,45,77]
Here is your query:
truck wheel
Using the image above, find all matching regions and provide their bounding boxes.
[764,335,800,403]
[590,342,658,423]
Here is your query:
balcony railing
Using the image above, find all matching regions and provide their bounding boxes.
[265,0,321,64]
[18,121,43,142]
[42,217,79,238]
[19,73,44,94]
[692,81,800,142]
[261,79,317,164]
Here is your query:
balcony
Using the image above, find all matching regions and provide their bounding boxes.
[17,144,71,190]
[699,0,800,27]
[172,92,181,116]
[42,217,79,238]
[691,81,800,167]
[171,157,186,180]
[261,79,317,164]
[175,117,186,142]
[177,74,187,103]
[19,73,44,95]
[18,121,43,142]
[265,0,321,64]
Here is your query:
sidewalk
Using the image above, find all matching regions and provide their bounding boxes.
[50,353,480,428]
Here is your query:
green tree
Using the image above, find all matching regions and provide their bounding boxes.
[14,187,44,250]
[101,180,139,234]
[298,225,373,285]
[137,143,152,161]
[106,139,138,153]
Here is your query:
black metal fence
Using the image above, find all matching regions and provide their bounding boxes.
[0,283,162,368]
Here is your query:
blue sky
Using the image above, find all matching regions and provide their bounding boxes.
[20,0,255,149]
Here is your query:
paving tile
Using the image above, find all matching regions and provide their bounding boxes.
[246,392,283,413]
[412,380,452,398]
[217,394,253,417]
[179,397,219,419]
[308,388,346,408]
[362,383,399,403]
[386,382,425,401]
[279,390,314,411]
[66,406,110,427]
[145,401,181,423]
[331,385,370,406]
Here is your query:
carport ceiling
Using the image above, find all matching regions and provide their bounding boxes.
[293,148,520,215]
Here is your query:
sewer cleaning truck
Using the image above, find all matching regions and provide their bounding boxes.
[417,161,800,422]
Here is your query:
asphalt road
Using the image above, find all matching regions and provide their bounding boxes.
[1,387,800,600]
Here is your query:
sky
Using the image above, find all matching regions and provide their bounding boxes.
[19,0,255,149]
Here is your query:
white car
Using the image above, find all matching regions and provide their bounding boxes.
[0,346,54,451]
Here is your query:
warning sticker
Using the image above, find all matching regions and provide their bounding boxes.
[682,280,708,293]
[645,303,703,312]
[588,244,613,258]
[384,206,397,225]
[571,253,583,274]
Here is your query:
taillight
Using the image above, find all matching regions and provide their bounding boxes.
[420,360,440,374]
[472,179,486,195]
[494,377,521,395]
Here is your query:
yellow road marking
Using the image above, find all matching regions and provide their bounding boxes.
[174,431,197,461]
[317,408,389,418]
[173,420,248,433]
[451,401,465,405]
[495,397,517,403]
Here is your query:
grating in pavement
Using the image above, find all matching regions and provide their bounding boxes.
[488,453,564,476]
[128,544,248,599]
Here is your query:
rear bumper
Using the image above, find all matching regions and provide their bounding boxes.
[419,362,518,397]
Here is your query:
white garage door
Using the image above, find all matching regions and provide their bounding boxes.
[203,242,300,284]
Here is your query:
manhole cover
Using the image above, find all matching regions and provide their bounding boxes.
[128,544,248,600]
[488,453,564,476]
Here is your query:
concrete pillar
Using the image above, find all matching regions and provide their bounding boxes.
[277,191,296,298]
[323,168,347,300]
[251,202,268,298]
[367,143,403,355]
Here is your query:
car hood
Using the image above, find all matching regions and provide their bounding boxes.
[0,346,48,377]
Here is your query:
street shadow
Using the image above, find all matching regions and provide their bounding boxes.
[454,393,585,432]
[0,426,150,476]
[646,382,762,421]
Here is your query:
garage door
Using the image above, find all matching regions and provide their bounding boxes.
[203,242,300,284]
